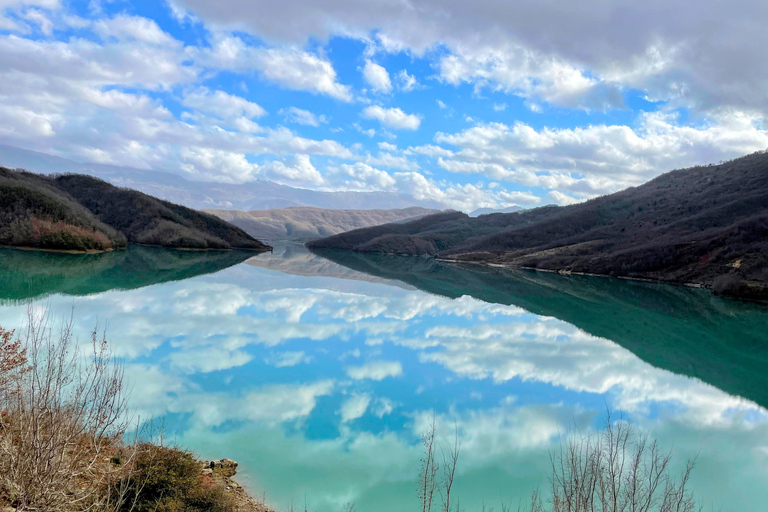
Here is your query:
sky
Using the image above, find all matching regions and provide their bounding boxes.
[1,0,768,211]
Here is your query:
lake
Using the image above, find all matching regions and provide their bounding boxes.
[1,244,767,511]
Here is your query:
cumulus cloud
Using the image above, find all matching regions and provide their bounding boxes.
[346,361,403,381]
[362,60,392,94]
[361,106,421,130]
[280,106,327,126]
[340,393,371,422]
[396,69,418,92]
[264,154,326,186]
[200,35,353,101]
[435,112,768,198]
[328,162,396,191]
[182,87,266,119]
[171,0,768,116]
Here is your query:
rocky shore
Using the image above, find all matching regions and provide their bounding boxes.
[200,458,275,512]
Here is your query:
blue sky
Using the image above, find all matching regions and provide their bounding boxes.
[1,0,768,210]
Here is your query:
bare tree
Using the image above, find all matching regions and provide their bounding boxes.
[418,413,439,512]
[0,309,129,511]
[534,412,699,512]
[440,421,461,512]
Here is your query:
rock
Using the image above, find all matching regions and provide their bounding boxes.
[220,458,238,469]
[210,459,221,469]
[201,468,213,476]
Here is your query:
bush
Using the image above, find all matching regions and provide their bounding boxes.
[115,444,234,512]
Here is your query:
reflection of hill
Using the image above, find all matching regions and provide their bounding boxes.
[245,244,415,289]
[0,246,257,302]
[312,249,768,409]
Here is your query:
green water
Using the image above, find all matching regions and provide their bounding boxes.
[0,244,766,511]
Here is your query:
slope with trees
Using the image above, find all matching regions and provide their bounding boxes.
[0,167,270,252]
[309,151,768,297]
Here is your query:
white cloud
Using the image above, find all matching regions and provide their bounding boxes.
[170,347,253,373]
[329,162,396,190]
[396,69,418,92]
[266,351,313,368]
[361,105,421,130]
[280,106,327,126]
[170,0,768,116]
[435,112,768,197]
[378,141,397,152]
[362,60,392,94]
[182,87,266,119]
[94,15,177,46]
[265,154,326,186]
[346,361,403,381]
[201,36,353,101]
[340,393,371,422]
[404,144,454,158]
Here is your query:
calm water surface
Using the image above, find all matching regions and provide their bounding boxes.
[1,245,767,511]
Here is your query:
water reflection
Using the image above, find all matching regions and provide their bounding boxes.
[0,245,256,302]
[313,249,768,411]
[0,245,765,511]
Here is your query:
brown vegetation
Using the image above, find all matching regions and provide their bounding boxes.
[0,312,270,512]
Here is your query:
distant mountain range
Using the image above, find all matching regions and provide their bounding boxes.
[0,167,269,252]
[0,145,445,211]
[207,206,440,242]
[468,205,523,217]
[309,151,768,299]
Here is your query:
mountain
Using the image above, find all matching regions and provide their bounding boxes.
[206,206,440,242]
[469,205,523,217]
[0,145,445,211]
[1,167,270,252]
[308,151,768,298]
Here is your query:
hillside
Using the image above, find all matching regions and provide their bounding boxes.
[1,167,270,252]
[308,151,768,297]
[1,167,126,251]
[206,206,440,242]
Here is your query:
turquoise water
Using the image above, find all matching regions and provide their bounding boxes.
[0,244,767,511]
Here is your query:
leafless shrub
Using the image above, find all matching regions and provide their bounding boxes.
[529,412,699,512]
[0,308,129,511]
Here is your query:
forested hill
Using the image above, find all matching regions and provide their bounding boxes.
[1,167,271,252]
[308,151,768,297]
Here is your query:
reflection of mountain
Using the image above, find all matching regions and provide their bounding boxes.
[312,249,768,409]
[0,246,258,302]
[245,244,415,289]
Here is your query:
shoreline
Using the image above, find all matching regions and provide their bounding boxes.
[0,243,272,254]
[436,256,707,288]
